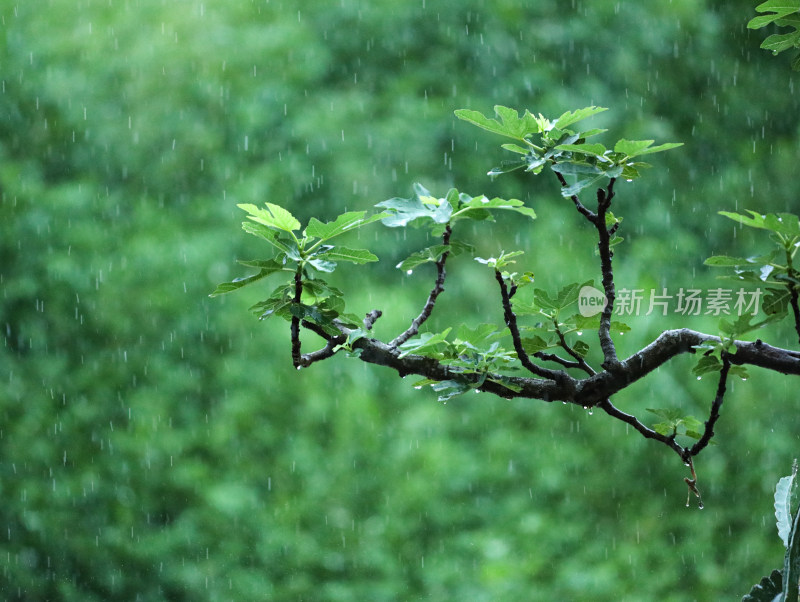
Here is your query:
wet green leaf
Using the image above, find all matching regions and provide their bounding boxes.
[238,202,300,233]
[455,105,542,140]
[397,328,453,358]
[552,106,608,130]
[317,247,379,265]
[209,259,287,297]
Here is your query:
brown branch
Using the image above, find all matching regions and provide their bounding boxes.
[290,268,303,368]
[553,321,596,376]
[596,397,684,457]
[577,329,800,405]
[390,225,452,348]
[534,351,586,371]
[493,269,570,383]
[594,179,620,370]
[554,171,598,223]
[687,355,731,457]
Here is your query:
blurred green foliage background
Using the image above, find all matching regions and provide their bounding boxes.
[1,0,799,599]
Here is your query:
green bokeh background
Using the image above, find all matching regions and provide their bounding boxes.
[2,1,799,599]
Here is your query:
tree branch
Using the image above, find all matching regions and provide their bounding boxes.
[340,326,800,405]
[687,355,731,457]
[593,179,620,370]
[290,268,303,368]
[390,225,452,348]
[493,269,570,383]
[554,171,598,223]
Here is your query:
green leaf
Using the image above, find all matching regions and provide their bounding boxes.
[238,202,301,233]
[719,210,800,237]
[396,241,474,272]
[487,159,530,177]
[209,259,287,297]
[376,184,453,227]
[552,106,608,130]
[398,328,453,358]
[775,466,798,547]
[304,211,390,242]
[454,323,508,348]
[572,340,590,358]
[475,250,525,270]
[431,379,473,402]
[647,407,684,422]
[453,195,537,221]
[249,283,295,320]
[729,365,751,380]
[521,334,552,354]
[647,409,704,439]
[704,252,777,267]
[305,211,365,240]
[554,142,608,157]
[550,162,604,177]
[749,0,800,29]
[397,245,451,271]
[764,287,791,315]
[560,174,608,197]
[317,246,379,264]
[500,143,531,155]
[762,30,800,53]
[692,354,723,376]
[455,105,542,140]
[613,139,683,158]
[241,222,296,254]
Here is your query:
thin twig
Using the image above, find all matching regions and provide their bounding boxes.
[390,225,452,348]
[593,179,620,369]
[553,320,596,376]
[363,309,382,331]
[554,171,598,223]
[597,398,685,458]
[534,351,585,370]
[493,269,569,382]
[687,355,731,457]
[290,268,303,368]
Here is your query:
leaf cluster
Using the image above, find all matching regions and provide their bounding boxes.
[399,324,522,401]
[744,461,800,601]
[454,105,682,197]
[210,203,388,334]
[376,182,537,273]
[705,210,800,335]
[646,408,706,442]
[748,0,800,70]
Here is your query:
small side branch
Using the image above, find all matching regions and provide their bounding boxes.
[390,225,452,348]
[291,268,303,368]
[494,269,571,383]
[553,321,596,376]
[594,179,620,369]
[363,309,382,331]
[534,351,586,371]
[554,171,598,223]
[686,355,731,457]
[597,398,685,458]
[297,310,383,367]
